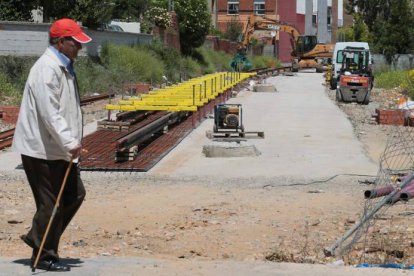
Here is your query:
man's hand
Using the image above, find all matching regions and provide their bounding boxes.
[69,144,82,159]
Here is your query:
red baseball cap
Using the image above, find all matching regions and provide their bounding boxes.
[49,18,92,43]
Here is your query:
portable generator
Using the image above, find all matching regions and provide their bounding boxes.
[213,104,244,133]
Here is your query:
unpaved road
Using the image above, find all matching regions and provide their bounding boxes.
[1,72,413,275]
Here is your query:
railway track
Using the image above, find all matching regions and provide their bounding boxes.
[249,66,292,75]
[80,92,223,171]
[0,128,14,150]
[80,93,115,106]
[0,68,288,168]
[0,93,115,150]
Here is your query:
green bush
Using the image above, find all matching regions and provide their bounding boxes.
[250,55,280,69]
[401,69,414,98]
[0,42,284,104]
[180,57,202,79]
[0,56,35,94]
[144,42,183,83]
[0,72,21,105]
[375,69,407,89]
[101,44,165,84]
[75,57,120,96]
[194,47,232,73]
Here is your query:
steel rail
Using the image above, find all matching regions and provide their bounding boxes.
[0,128,14,150]
[116,113,173,150]
[0,128,15,141]
[80,93,115,106]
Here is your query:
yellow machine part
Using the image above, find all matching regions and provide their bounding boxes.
[298,59,318,68]
[302,44,334,59]
[227,106,240,114]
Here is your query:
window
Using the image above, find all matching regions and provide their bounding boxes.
[327,7,332,25]
[254,0,265,15]
[228,1,239,15]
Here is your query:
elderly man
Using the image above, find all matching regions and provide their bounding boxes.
[12,18,92,272]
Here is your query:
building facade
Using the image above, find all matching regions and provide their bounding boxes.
[209,0,347,63]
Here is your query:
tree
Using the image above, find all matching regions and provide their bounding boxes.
[111,0,149,21]
[174,0,211,55]
[346,0,388,31]
[1,0,117,28]
[68,0,113,28]
[223,18,243,42]
[336,26,354,42]
[347,0,414,63]
[352,13,371,42]
[372,0,414,63]
[0,0,37,21]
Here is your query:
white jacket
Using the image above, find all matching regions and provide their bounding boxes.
[12,48,83,162]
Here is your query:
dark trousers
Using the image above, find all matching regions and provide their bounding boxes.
[21,155,86,262]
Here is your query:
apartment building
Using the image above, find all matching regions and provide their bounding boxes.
[208,0,346,63]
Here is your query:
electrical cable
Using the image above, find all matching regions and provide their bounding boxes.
[262,173,377,188]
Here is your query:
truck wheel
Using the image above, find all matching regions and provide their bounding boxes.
[362,91,371,105]
[330,78,337,90]
[336,89,343,102]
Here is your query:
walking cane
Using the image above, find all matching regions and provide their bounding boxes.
[31,158,73,272]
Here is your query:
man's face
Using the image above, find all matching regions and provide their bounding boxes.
[57,37,82,60]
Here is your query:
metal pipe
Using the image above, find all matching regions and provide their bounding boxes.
[364,185,394,199]
[192,85,195,106]
[324,171,414,257]
[390,184,414,204]
[400,188,414,201]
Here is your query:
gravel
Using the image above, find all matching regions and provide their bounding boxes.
[324,85,404,142]
[0,121,14,132]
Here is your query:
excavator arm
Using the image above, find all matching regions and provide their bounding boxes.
[233,16,300,70]
[233,15,333,72]
[239,15,299,54]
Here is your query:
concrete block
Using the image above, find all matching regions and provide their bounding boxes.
[202,140,261,158]
[253,84,277,92]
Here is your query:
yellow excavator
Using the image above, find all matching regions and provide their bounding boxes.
[231,15,334,72]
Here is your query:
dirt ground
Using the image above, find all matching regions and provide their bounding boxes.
[1,85,414,268]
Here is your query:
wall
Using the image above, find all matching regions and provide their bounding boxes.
[372,54,414,71]
[216,0,277,33]
[0,21,152,57]
[205,36,238,55]
[317,0,329,43]
[151,12,181,53]
[342,0,353,27]
[331,0,338,43]
[278,0,297,63]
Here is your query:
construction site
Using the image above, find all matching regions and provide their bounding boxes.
[1,0,414,275]
[1,67,414,275]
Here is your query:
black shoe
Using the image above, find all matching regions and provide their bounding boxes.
[33,260,71,272]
